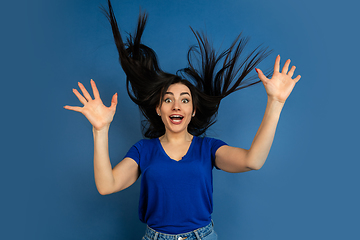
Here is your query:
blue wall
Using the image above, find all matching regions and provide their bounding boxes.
[2,0,360,239]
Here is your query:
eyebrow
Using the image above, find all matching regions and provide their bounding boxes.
[165,92,190,96]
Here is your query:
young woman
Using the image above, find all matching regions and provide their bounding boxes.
[64,1,301,239]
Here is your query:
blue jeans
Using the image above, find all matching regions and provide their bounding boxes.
[142,221,218,240]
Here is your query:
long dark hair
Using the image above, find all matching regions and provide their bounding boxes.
[102,0,272,138]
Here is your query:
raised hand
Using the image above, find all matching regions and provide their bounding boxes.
[64,79,118,131]
[256,55,301,103]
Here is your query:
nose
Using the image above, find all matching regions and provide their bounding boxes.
[172,101,180,110]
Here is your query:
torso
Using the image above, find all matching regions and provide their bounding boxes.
[124,136,227,234]
[159,136,193,161]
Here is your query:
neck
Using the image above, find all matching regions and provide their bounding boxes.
[160,130,193,143]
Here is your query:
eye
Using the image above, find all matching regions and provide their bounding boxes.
[182,98,190,103]
[164,98,172,103]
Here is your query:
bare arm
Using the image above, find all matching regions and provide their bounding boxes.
[93,127,140,195]
[64,79,140,195]
[215,55,301,173]
[215,98,283,172]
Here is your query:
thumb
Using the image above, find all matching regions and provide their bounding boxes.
[255,68,268,83]
[110,93,118,110]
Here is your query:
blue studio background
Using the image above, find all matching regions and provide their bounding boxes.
[2,0,360,239]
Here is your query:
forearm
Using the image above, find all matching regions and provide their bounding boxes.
[93,125,115,195]
[246,97,284,170]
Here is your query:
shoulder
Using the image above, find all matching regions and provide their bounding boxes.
[132,138,158,150]
[196,136,228,147]
[125,138,158,164]
[195,136,228,155]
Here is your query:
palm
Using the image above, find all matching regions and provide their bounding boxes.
[257,55,301,103]
[64,79,118,131]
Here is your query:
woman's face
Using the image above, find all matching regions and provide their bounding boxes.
[156,83,195,135]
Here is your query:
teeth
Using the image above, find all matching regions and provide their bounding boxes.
[170,115,184,122]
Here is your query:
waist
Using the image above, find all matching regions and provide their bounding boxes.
[145,220,214,240]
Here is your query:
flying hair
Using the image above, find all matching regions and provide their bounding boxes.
[101,0,273,138]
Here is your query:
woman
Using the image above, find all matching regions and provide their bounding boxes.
[64,1,300,239]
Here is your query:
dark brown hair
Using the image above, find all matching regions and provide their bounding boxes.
[102,0,272,138]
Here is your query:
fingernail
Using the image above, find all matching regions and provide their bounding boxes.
[255,68,258,73]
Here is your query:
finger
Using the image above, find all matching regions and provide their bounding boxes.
[78,82,93,101]
[288,66,296,78]
[72,88,87,105]
[274,55,280,73]
[90,79,100,99]
[282,59,291,74]
[255,68,269,84]
[63,105,83,113]
[293,75,301,83]
[110,93,118,110]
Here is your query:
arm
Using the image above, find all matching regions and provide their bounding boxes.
[215,98,283,172]
[215,55,301,173]
[93,127,140,195]
[64,79,140,195]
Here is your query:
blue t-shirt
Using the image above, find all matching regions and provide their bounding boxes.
[124,136,227,234]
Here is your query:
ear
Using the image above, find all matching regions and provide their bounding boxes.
[192,108,196,117]
[156,105,161,116]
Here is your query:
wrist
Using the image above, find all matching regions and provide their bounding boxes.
[267,96,286,105]
[266,97,284,116]
[92,124,110,134]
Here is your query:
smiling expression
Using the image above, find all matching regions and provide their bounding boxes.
[156,83,195,135]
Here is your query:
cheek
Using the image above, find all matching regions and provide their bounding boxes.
[188,104,194,114]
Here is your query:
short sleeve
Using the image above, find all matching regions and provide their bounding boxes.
[208,138,227,169]
[124,140,144,165]
[210,138,228,159]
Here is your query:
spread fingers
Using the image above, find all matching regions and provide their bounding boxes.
[63,105,82,113]
[72,88,87,105]
[288,66,296,78]
[90,79,100,99]
[274,55,281,73]
[78,82,93,101]
[293,75,301,83]
[282,59,291,73]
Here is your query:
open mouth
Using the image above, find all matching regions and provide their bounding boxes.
[169,114,184,124]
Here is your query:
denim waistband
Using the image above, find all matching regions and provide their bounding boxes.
[144,221,214,240]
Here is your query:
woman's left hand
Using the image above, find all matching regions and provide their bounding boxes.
[256,55,301,103]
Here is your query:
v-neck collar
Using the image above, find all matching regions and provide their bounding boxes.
[157,136,196,162]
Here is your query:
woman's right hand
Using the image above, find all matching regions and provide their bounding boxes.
[64,79,118,131]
